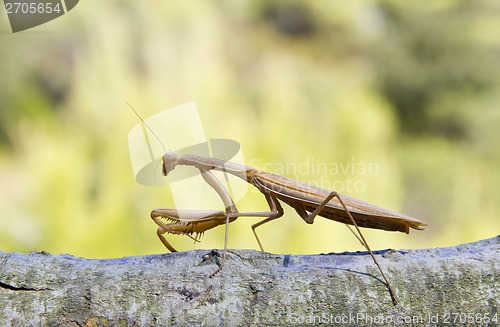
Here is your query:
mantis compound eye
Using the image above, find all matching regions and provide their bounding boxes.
[162,152,180,176]
[162,161,167,176]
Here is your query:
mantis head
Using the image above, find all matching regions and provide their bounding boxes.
[162,151,181,176]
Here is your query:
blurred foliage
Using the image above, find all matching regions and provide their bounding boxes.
[1,0,499,258]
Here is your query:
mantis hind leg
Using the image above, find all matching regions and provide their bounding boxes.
[292,191,397,305]
[331,192,398,305]
[295,192,366,246]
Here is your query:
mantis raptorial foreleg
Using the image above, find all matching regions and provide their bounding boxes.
[152,167,282,275]
[151,208,227,251]
[151,167,238,276]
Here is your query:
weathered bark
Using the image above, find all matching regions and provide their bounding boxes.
[0,236,498,326]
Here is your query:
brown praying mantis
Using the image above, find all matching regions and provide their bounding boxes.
[131,107,427,305]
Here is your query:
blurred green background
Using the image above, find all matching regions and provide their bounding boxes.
[1,0,499,258]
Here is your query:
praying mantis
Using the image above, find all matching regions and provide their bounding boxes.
[150,152,426,305]
[131,107,427,305]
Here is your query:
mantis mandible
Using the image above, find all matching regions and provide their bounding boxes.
[131,107,427,305]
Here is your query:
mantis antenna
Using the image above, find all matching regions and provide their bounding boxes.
[128,103,166,178]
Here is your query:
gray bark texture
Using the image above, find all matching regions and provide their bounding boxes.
[1,236,498,326]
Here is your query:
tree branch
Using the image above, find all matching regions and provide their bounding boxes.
[1,236,498,326]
